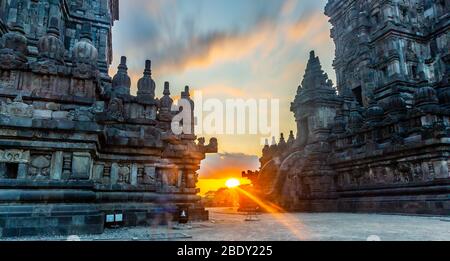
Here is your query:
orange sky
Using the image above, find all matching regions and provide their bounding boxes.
[197,178,251,195]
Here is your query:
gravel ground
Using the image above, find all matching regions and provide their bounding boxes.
[3,208,450,241]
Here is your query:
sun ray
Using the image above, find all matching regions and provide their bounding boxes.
[235,187,309,240]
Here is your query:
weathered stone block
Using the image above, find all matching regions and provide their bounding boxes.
[130,163,138,186]
[51,111,69,119]
[72,216,85,226]
[110,163,119,184]
[33,110,52,119]
[93,165,104,181]
[46,102,61,111]
[17,163,28,179]
[71,153,92,180]
[50,151,64,180]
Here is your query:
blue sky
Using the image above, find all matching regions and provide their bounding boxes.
[111,0,336,187]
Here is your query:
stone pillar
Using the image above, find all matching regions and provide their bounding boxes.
[130,163,138,186]
[17,163,28,179]
[434,160,449,179]
[177,170,184,188]
[92,165,104,181]
[186,170,197,188]
[110,163,119,184]
[144,166,156,183]
[0,163,6,178]
[50,151,64,180]
[161,169,169,188]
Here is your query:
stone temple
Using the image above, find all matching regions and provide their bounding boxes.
[252,0,449,215]
[0,0,217,237]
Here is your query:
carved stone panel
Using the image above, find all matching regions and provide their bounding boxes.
[138,165,156,185]
[0,97,33,118]
[0,149,30,163]
[71,152,92,180]
[92,164,104,181]
[118,165,131,184]
[50,151,63,180]
[28,154,52,180]
[130,164,138,186]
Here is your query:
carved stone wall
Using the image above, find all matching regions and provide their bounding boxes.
[0,0,218,238]
[253,0,450,215]
[0,0,118,73]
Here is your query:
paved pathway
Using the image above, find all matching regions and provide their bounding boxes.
[4,208,449,241]
[187,208,450,241]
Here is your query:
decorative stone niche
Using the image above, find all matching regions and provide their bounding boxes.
[71,152,92,180]
[28,154,52,180]
[138,165,156,185]
[92,164,105,181]
[118,164,131,184]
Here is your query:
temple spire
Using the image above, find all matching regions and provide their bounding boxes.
[112,56,131,95]
[137,59,156,100]
[300,50,331,90]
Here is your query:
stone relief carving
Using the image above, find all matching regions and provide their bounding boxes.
[138,166,156,185]
[339,161,437,187]
[0,149,30,163]
[197,137,219,153]
[68,106,96,122]
[0,94,33,118]
[106,98,125,122]
[118,165,131,184]
[0,70,17,89]
[28,155,52,179]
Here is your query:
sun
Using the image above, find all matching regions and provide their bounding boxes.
[225,178,241,188]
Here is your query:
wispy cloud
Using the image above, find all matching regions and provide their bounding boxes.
[112,0,289,74]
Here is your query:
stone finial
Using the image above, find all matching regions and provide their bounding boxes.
[414,86,439,109]
[385,87,406,114]
[279,133,286,144]
[271,136,277,146]
[48,17,60,37]
[163,81,171,96]
[331,109,347,135]
[80,22,93,41]
[262,138,270,157]
[47,17,59,37]
[287,131,295,145]
[348,100,364,130]
[278,133,287,150]
[160,81,174,110]
[112,56,131,95]
[37,17,65,63]
[137,59,156,100]
[144,60,151,75]
[119,56,127,69]
[366,96,384,123]
[438,87,450,106]
[183,86,191,98]
[181,85,194,110]
[2,19,27,56]
[72,22,98,66]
